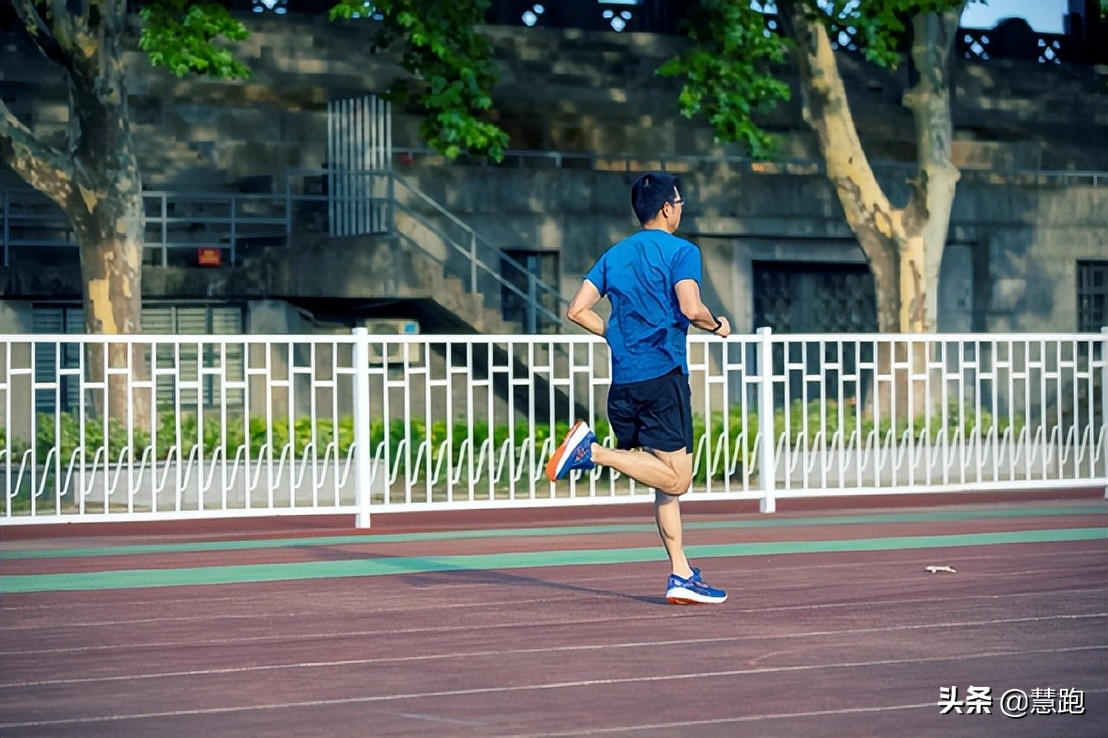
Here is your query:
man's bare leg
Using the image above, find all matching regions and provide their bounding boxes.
[590,444,690,496]
[654,490,692,578]
[591,444,694,577]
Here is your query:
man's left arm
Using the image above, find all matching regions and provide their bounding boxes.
[675,279,730,337]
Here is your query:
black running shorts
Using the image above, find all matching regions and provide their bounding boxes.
[607,367,693,453]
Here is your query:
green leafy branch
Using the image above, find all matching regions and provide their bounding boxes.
[660,0,968,158]
[821,0,966,68]
[657,0,791,158]
[138,0,251,80]
[330,0,509,160]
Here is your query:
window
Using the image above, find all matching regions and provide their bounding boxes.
[500,249,560,333]
[752,261,877,407]
[753,261,876,333]
[599,0,638,32]
[143,305,245,411]
[251,0,288,13]
[1077,261,1107,332]
[32,304,244,415]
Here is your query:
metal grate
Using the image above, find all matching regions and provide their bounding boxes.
[327,95,392,237]
[1077,260,1108,332]
[753,262,877,334]
[31,306,84,414]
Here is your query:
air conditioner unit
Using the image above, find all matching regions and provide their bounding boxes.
[363,319,421,364]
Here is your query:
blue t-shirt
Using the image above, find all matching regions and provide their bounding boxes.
[584,229,701,385]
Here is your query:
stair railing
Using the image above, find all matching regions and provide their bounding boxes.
[2,172,567,334]
[288,168,565,334]
[389,172,565,334]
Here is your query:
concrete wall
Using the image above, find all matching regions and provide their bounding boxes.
[2,16,1106,333]
[5,15,1105,183]
[400,164,1107,332]
[953,183,1107,331]
[0,301,33,333]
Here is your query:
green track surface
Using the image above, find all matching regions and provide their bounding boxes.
[2,505,1104,594]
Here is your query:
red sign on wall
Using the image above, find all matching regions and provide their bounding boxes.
[197,247,222,267]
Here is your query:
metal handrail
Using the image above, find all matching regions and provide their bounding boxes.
[1,172,566,333]
[393,146,1108,186]
[143,190,291,266]
[285,167,565,332]
[388,197,563,330]
[2,190,7,267]
[0,188,293,266]
[388,171,566,328]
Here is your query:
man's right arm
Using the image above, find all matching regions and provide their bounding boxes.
[566,280,606,337]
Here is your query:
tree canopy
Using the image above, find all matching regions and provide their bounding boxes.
[659,0,969,159]
[329,0,508,160]
[138,0,252,80]
[135,0,509,160]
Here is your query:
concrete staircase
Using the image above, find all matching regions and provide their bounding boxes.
[227,230,580,424]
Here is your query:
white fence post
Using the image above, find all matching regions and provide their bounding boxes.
[352,327,373,528]
[1102,326,1107,500]
[757,327,776,513]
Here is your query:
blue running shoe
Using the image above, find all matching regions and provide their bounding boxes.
[666,567,727,605]
[546,420,597,481]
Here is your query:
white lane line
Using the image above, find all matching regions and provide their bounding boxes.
[499,690,1108,738]
[2,583,1104,657]
[2,612,1104,689]
[0,611,687,656]
[501,703,937,737]
[1,645,1104,730]
[2,584,1104,656]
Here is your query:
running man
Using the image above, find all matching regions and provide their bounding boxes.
[546,172,731,605]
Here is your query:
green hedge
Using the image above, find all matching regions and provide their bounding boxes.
[24,412,611,464]
[697,399,1024,452]
[18,403,1023,467]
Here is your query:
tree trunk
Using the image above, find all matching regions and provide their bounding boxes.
[779,0,964,419]
[779,0,904,332]
[71,180,148,427]
[780,1,962,334]
[68,25,150,429]
[893,8,963,422]
[0,2,149,428]
[902,8,964,333]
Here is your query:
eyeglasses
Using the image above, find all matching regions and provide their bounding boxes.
[671,198,685,207]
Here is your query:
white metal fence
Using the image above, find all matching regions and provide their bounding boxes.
[2,329,1105,526]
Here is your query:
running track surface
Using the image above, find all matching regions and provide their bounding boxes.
[1,494,1106,738]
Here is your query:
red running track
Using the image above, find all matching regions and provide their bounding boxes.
[0,494,1105,737]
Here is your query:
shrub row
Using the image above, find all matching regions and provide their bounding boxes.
[7,401,1023,464]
